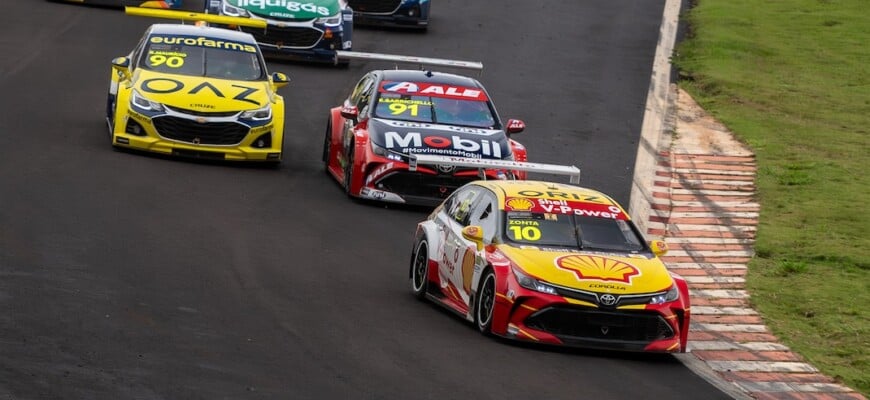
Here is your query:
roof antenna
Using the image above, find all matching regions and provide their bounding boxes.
[425,70,433,77]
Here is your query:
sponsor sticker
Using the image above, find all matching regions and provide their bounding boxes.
[378,81,488,101]
[504,197,626,220]
[555,255,640,284]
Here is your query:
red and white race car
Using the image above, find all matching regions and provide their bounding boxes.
[322,52,529,206]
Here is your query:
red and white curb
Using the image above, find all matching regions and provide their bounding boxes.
[646,93,865,399]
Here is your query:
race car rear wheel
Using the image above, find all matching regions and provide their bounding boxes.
[410,239,429,299]
[475,268,496,335]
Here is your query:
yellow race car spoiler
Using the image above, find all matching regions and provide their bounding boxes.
[409,154,581,184]
[124,7,268,29]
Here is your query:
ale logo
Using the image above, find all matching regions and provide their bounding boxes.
[555,255,640,284]
[505,197,534,211]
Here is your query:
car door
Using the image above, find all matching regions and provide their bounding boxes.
[342,74,375,156]
[463,190,498,296]
[438,185,482,311]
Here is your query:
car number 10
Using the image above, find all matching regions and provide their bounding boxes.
[508,226,541,241]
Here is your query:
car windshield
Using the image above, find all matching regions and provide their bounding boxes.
[374,90,498,128]
[504,211,646,252]
[141,34,265,81]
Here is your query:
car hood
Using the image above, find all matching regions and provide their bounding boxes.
[133,70,272,112]
[368,118,511,160]
[227,0,340,20]
[495,245,674,294]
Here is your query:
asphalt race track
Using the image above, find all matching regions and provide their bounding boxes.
[0,1,732,399]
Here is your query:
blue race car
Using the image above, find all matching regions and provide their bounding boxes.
[207,0,353,65]
[347,0,429,30]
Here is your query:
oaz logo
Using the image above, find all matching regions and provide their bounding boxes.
[383,131,502,157]
[139,78,261,106]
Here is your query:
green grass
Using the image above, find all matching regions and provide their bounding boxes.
[673,0,869,395]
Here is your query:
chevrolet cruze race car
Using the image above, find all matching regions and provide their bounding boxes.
[410,179,691,352]
[323,52,528,205]
[347,0,429,30]
[106,16,289,162]
[207,0,353,64]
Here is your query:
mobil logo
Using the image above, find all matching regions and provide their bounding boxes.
[383,131,502,157]
[379,81,487,101]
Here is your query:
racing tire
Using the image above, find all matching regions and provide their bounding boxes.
[409,239,429,299]
[342,142,354,196]
[474,268,496,335]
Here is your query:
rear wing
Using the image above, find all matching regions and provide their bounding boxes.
[124,7,268,29]
[334,50,483,74]
[409,154,581,184]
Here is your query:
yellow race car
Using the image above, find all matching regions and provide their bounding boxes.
[107,22,289,163]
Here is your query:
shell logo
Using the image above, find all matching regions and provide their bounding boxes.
[555,255,640,284]
[505,197,534,211]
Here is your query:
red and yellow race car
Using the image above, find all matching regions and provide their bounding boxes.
[410,178,690,352]
[323,52,528,206]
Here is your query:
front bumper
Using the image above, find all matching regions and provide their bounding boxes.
[356,153,512,206]
[352,0,429,28]
[112,109,282,162]
[491,274,689,353]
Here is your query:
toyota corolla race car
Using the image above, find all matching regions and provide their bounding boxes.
[206,0,353,64]
[347,0,429,30]
[410,179,691,352]
[323,52,528,205]
[106,9,289,162]
[50,0,181,8]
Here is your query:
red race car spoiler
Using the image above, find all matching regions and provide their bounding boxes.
[409,154,581,184]
[334,50,483,73]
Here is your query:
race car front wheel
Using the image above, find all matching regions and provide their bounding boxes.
[475,269,496,335]
[322,119,331,165]
[343,143,355,195]
[410,239,429,299]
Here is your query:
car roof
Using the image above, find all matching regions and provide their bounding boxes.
[148,24,258,45]
[472,180,625,211]
[378,69,484,89]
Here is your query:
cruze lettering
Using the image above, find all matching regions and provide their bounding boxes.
[140,78,260,106]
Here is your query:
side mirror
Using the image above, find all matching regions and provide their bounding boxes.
[649,240,668,257]
[506,119,525,134]
[111,56,131,79]
[462,225,485,251]
[271,72,290,89]
[340,104,359,120]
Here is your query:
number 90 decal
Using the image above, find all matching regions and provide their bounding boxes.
[508,225,541,241]
[149,54,185,68]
